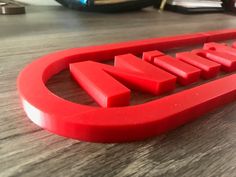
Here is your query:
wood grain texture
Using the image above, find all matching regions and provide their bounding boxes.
[0,6,236,177]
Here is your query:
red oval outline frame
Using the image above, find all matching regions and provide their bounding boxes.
[17,29,236,142]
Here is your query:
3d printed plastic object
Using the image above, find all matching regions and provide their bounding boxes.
[17,29,236,143]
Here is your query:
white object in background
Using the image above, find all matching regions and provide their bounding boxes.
[167,0,222,8]
[16,0,59,5]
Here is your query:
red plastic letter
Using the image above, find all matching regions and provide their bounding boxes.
[153,55,201,85]
[204,42,236,56]
[192,49,236,72]
[70,54,176,107]
[176,52,221,79]
[142,50,164,62]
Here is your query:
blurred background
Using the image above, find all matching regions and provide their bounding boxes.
[16,0,59,5]
[11,0,235,13]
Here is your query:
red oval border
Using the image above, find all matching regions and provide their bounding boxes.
[17,30,236,142]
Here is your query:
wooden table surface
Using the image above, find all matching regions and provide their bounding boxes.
[1,6,236,177]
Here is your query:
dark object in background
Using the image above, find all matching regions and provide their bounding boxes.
[55,0,159,12]
[164,0,224,14]
[0,0,25,14]
[222,0,236,12]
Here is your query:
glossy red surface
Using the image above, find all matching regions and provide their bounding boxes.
[17,29,236,142]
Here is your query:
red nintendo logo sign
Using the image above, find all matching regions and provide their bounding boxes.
[18,29,236,143]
